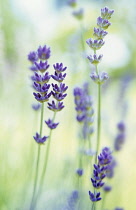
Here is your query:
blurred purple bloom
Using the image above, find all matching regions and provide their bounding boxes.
[37,45,51,60]
[114,121,126,151]
[101,7,114,20]
[86,38,105,50]
[106,159,116,178]
[117,122,125,132]
[103,185,112,192]
[48,100,64,112]
[45,119,59,129]
[76,168,83,176]
[87,54,103,65]
[114,208,124,210]
[97,16,111,29]
[33,92,51,103]
[67,0,77,8]
[89,191,101,202]
[33,132,48,144]
[32,103,41,111]
[72,8,84,20]
[28,51,38,63]
[93,27,108,39]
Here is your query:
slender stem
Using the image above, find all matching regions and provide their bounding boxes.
[91,202,95,210]
[95,83,101,164]
[37,112,57,195]
[30,103,44,210]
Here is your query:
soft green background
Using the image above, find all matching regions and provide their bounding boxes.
[0,0,136,209]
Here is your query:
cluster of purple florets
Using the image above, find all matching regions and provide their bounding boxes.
[86,6,114,84]
[68,0,84,20]
[28,45,68,144]
[89,147,112,202]
[73,83,94,140]
[114,121,125,151]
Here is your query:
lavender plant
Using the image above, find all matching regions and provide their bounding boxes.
[86,6,114,163]
[28,45,68,209]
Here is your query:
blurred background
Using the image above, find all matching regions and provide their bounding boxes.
[0,0,136,209]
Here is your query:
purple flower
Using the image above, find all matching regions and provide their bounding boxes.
[30,65,38,71]
[86,38,105,50]
[51,72,66,82]
[31,72,51,84]
[88,191,101,202]
[114,208,124,210]
[34,61,50,73]
[97,16,111,29]
[93,27,108,39]
[76,168,83,176]
[90,72,109,84]
[51,91,67,101]
[52,83,68,93]
[98,147,112,166]
[72,8,84,20]
[87,54,103,65]
[33,132,48,144]
[32,103,41,111]
[64,190,79,210]
[48,100,64,112]
[37,45,51,60]
[53,63,67,73]
[101,7,114,20]
[33,82,50,94]
[33,92,51,103]
[67,0,77,8]
[106,159,116,178]
[45,119,59,129]
[117,122,125,132]
[28,51,38,63]
[114,121,126,151]
[73,84,94,139]
[103,185,112,192]
[91,178,105,189]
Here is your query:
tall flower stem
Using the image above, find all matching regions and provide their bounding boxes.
[37,112,57,195]
[95,83,101,164]
[30,102,44,210]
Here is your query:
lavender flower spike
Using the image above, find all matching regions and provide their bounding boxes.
[86,38,105,50]
[87,54,103,65]
[33,132,48,144]
[45,119,59,129]
[33,92,51,103]
[97,16,111,30]
[98,147,112,165]
[101,7,114,20]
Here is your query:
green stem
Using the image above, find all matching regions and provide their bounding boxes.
[95,83,101,164]
[37,112,57,195]
[30,103,44,210]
